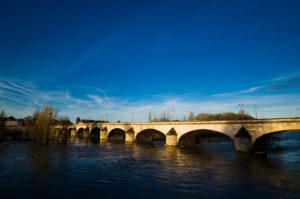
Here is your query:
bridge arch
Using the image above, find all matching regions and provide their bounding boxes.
[178,129,233,147]
[67,128,73,137]
[90,127,100,138]
[108,128,126,142]
[55,128,61,136]
[60,128,68,137]
[77,127,84,137]
[135,129,166,143]
[252,129,300,152]
[77,127,89,137]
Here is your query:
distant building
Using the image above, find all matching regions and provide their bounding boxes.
[4,117,25,127]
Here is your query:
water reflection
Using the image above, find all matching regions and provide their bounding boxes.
[0,133,300,199]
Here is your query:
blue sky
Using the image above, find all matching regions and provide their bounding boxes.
[0,0,300,122]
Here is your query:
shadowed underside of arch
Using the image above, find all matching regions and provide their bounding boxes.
[108,128,125,142]
[135,129,166,143]
[178,129,233,147]
[56,128,72,137]
[67,128,72,136]
[60,128,67,136]
[90,127,100,138]
[77,128,85,137]
[252,130,300,152]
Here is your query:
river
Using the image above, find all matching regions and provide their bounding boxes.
[0,132,300,199]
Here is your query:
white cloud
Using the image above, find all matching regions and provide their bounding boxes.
[213,86,264,97]
[240,86,264,94]
[0,75,300,123]
[87,95,104,104]
[213,73,300,97]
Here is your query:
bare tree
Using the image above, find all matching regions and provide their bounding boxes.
[167,112,171,121]
[30,105,58,145]
[188,111,195,121]
[239,103,245,119]
[253,104,258,119]
[153,113,158,122]
[148,112,152,122]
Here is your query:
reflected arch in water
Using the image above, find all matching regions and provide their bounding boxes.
[108,128,125,142]
[90,127,100,138]
[252,130,300,152]
[135,129,166,143]
[178,129,233,147]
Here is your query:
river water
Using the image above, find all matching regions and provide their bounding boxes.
[0,132,300,199]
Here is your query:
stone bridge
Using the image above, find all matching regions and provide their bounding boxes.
[55,118,300,153]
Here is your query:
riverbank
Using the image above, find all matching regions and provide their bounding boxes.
[0,127,26,142]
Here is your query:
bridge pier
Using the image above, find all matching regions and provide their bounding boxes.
[166,128,177,146]
[125,133,134,142]
[83,129,89,138]
[166,135,177,146]
[125,128,135,142]
[234,127,252,152]
[100,128,108,142]
[71,129,76,137]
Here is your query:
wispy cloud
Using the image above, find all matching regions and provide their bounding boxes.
[87,95,104,105]
[267,75,300,91]
[214,73,300,97]
[213,86,264,97]
[0,74,300,122]
[0,77,90,115]
[0,78,32,95]
[240,86,264,94]
[179,89,205,97]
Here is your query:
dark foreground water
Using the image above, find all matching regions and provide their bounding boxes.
[1,132,300,199]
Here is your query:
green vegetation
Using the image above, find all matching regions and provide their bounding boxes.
[195,111,254,121]
[149,110,254,122]
[101,127,108,132]
[76,117,80,124]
